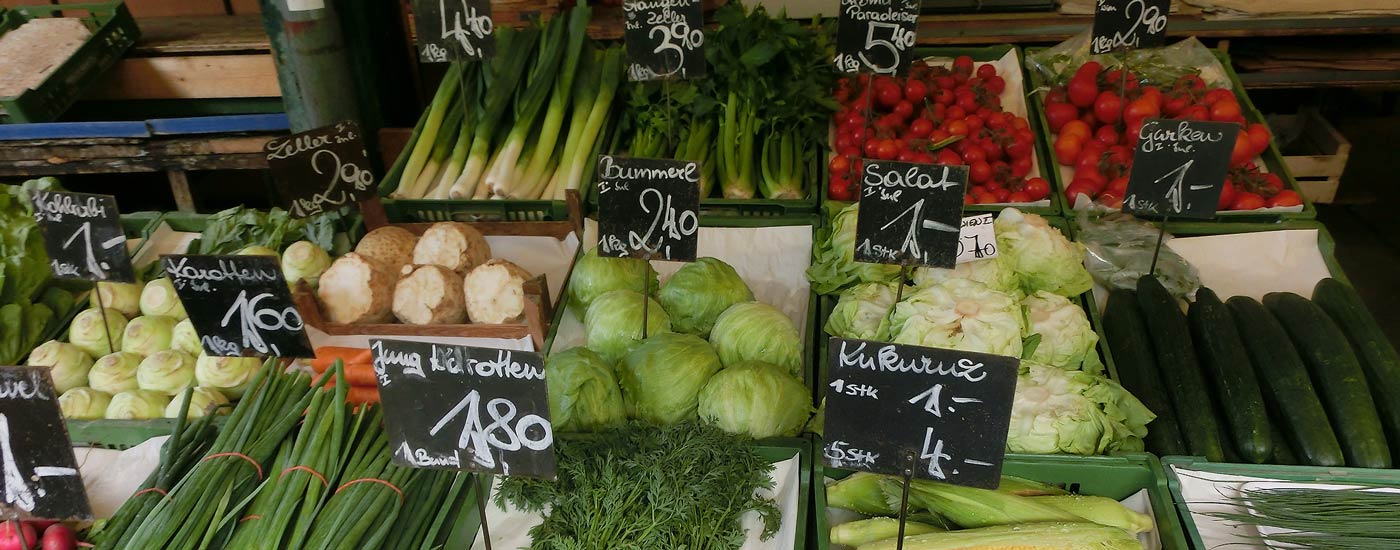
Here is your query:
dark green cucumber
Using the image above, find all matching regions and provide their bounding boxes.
[1228,296,1343,466]
[1269,422,1298,465]
[1189,288,1272,463]
[1264,292,1391,468]
[1135,275,1223,461]
[1102,289,1186,456]
[1313,278,1400,459]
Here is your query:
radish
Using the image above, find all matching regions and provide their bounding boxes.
[40,524,76,550]
[0,521,37,550]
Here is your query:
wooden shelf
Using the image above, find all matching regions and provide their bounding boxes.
[912,12,1400,45]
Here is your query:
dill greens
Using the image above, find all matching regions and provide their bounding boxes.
[495,421,781,550]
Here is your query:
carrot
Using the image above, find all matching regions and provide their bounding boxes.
[342,363,379,386]
[346,386,380,404]
[311,347,372,372]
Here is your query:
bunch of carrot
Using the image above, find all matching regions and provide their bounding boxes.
[310,347,380,404]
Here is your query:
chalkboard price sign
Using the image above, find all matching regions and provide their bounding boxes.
[834,0,920,75]
[162,254,314,358]
[30,190,135,283]
[414,0,495,62]
[1090,0,1170,54]
[266,121,377,219]
[854,160,967,269]
[596,155,700,262]
[623,0,705,80]
[371,339,556,479]
[1122,118,1239,219]
[0,367,91,521]
[822,338,1018,488]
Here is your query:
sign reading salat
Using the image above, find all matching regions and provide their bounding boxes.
[854,160,967,269]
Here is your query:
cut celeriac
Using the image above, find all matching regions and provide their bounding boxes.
[393,264,468,325]
[412,222,491,274]
[464,259,531,324]
[317,253,396,324]
[354,226,418,273]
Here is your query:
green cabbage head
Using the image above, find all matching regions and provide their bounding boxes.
[889,279,1024,358]
[1008,362,1154,455]
[546,347,626,432]
[568,247,659,318]
[1022,291,1103,374]
[994,208,1093,297]
[807,203,901,294]
[698,360,812,438]
[618,333,721,425]
[710,302,802,374]
[658,257,754,337]
[824,282,898,341]
[912,252,1022,299]
[584,289,671,364]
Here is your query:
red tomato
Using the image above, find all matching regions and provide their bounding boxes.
[956,92,979,112]
[953,55,975,74]
[987,112,1010,129]
[1012,117,1030,131]
[929,129,951,142]
[1075,61,1103,80]
[1104,176,1129,198]
[1230,131,1254,166]
[990,187,1011,202]
[1204,88,1235,106]
[983,75,1006,95]
[1094,125,1119,147]
[1065,180,1099,203]
[982,140,1004,161]
[976,63,998,79]
[904,80,927,103]
[1218,179,1236,210]
[1211,100,1242,122]
[1024,177,1051,200]
[1263,173,1284,194]
[908,118,933,138]
[1054,134,1084,165]
[1045,88,1069,105]
[1011,155,1033,178]
[1005,138,1033,160]
[1163,95,1190,117]
[863,139,881,158]
[1181,105,1209,121]
[1061,120,1093,142]
[937,148,963,166]
[973,188,999,204]
[829,176,853,201]
[1268,190,1303,208]
[1068,75,1099,108]
[1094,91,1123,125]
[1139,86,1163,109]
[934,88,955,106]
[1247,123,1271,155]
[1123,98,1160,124]
[946,106,967,121]
[964,193,977,205]
[839,144,861,157]
[935,75,955,90]
[964,115,984,135]
[970,161,992,183]
[961,146,986,164]
[877,83,903,109]
[946,120,970,136]
[1231,191,1266,211]
[1007,191,1032,203]
[1044,102,1079,133]
[828,155,850,176]
[0,522,37,550]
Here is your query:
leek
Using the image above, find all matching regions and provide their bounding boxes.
[551,45,623,200]
[509,6,590,199]
[395,63,462,198]
[855,522,1145,550]
[404,100,464,199]
[450,26,539,199]
[478,15,568,198]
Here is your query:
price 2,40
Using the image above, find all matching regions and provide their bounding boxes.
[214,290,304,357]
[602,187,698,258]
[429,389,552,475]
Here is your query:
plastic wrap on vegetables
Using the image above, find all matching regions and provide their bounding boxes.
[1077,212,1200,301]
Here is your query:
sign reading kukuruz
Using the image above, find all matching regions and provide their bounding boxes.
[822,338,1018,488]
[1090,0,1170,54]
[371,339,555,479]
[162,254,314,358]
[1122,118,1239,219]
[623,0,705,80]
[854,160,967,269]
[414,0,495,62]
[30,190,135,283]
[0,367,91,521]
[596,155,700,262]
[265,121,377,219]
[834,0,920,75]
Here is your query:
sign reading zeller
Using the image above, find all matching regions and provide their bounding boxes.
[371,339,556,479]
[855,160,967,269]
[822,337,1018,488]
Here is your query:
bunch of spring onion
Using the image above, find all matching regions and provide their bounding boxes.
[1206,485,1400,549]
[385,6,624,202]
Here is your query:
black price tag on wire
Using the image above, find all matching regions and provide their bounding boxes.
[0,367,91,521]
[1090,0,1169,54]
[623,0,705,80]
[266,121,377,219]
[854,160,967,269]
[30,190,135,283]
[1122,118,1239,219]
[371,339,556,479]
[163,254,314,358]
[822,338,1018,488]
[834,0,919,75]
[596,155,700,262]
[414,0,496,62]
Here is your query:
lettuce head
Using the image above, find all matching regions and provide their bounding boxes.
[1008,362,1154,455]
[568,247,659,319]
[546,347,626,433]
[824,282,898,341]
[710,302,802,374]
[888,279,1024,358]
[1022,291,1104,374]
[807,203,901,295]
[698,360,812,438]
[994,208,1093,297]
[618,333,721,425]
[584,289,672,364]
[658,257,754,337]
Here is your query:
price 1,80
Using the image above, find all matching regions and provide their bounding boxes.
[427,389,553,475]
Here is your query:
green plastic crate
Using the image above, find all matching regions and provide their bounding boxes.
[824,45,1064,218]
[382,196,572,222]
[584,155,822,219]
[1161,457,1400,550]
[813,446,1190,550]
[443,438,812,549]
[1023,47,1316,222]
[0,1,139,124]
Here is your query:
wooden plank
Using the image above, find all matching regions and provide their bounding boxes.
[1299,177,1340,204]
[127,15,270,55]
[85,54,280,100]
[58,0,226,18]
[0,132,279,177]
[167,169,195,212]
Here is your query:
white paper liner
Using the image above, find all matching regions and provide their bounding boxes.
[1165,229,1331,300]
[74,436,168,519]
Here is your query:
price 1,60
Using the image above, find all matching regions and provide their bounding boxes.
[215,290,304,357]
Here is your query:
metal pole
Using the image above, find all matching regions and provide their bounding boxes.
[258,0,363,132]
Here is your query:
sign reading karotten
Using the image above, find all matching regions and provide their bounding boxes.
[834,0,919,74]
[30,190,134,283]
[371,339,556,479]
[596,155,700,262]
[265,121,377,219]
[163,254,314,358]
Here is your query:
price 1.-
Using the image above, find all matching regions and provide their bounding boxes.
[162,254,314,358]
[1122,118,1239,219]
[596,155,700,262]
[623,0,705,80]
[371,339,555,479]
[266,121,377,219]
[414,0,495,62]
[854,160,967,269]
[822,338,1018,488]
[0,367,91,521]
[30,190,135,283]
[1091,0,1169,54]
[834,0,919,75]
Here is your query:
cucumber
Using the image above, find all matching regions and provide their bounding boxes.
[1313,278,1400,459]
[1135,275,1223,461]
[1188,288,1272,463]
[1102,289,1186,456]
[1269,422,1298,465]
[1264,292,1391,468]
[1227,296,1343,467]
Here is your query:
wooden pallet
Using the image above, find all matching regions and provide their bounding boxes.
[85,15,280,101]
[1272,107,1350,204]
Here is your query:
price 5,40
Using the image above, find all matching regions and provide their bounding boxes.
[859,21,915,74]
[220,290,304,356]
[430,389,552,475]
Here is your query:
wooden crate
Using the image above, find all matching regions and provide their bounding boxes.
[1273,107,1350,204]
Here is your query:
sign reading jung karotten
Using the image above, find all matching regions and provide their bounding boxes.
[834,0,919,75]
[414,0,495,62]
[1123,118,1238,219]
[623,0,705,80]
[371,339,556,479]
[596,155,700,262]
[162,254,314,358]
[0,367,91,521]
[265,121,377,219]
[1091,0,1170,54]
[822,338,1018,488]
[854,160,968,269]
[30,190,135,283]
